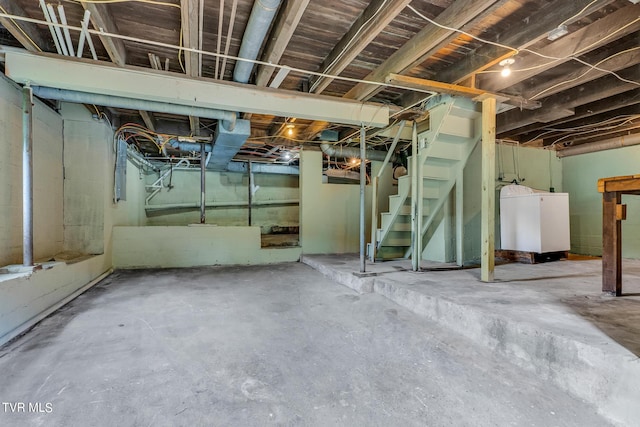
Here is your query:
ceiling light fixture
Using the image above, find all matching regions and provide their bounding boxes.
[499,58,515,77]
[547,24,569,41]
[285,123,295,136]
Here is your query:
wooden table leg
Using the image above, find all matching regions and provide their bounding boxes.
[602,191,622,296]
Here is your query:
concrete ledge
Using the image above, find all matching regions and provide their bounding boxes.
[0,255,111,347]
[302,254,640,426]
[301,255,374,294]
[113,226,301,268]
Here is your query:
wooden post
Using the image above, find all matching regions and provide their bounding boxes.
[602,191,622,295]
[481,97,496,282]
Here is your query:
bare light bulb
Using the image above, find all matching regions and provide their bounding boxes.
[501,67,511,77]
[287,128,294,136]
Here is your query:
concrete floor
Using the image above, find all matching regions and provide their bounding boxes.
[0,263,609,426]
[302,255,640,426]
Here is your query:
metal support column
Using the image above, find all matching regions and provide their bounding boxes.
[200,143,206,224]
[248,161,253,226]
[411,122,419,271]
[22,86,34,267]
[359,126,366,273]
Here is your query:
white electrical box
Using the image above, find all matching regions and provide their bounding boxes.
[499,185,570,253]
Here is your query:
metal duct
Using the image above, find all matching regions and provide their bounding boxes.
[233,0,282,84]
[556,133,640,157]
[168,141,214,152]
[320,143,396,162]
[208,119,252,170]
[31,86,237,130]
[227,161,299,175]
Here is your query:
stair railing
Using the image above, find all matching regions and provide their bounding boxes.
[369,120,406,261]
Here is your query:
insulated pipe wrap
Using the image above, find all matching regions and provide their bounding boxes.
[320,143,396,162]
[31,86,237,130]
[233,0,282,83]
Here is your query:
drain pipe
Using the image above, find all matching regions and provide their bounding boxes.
[320,143,396,162]
[22,86,33,267]
[233,0,282,83]
[31,86,236,131]
[556,133,640,157]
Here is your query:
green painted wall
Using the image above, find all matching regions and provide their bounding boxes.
[145,169,299,233]
[0,75,64,266]
[562,145,640,257]
[112,226,300,268]
[423,143,562,264]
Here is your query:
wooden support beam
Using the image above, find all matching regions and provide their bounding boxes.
[437,0,618,85]
[180,0,199,77]
[81,2,126,65]
[479,4,640,93]
[513,89,640,141]
[386,74,540,109]
[255,0,310,87]
[139,110,156,131]
[602,191,622,296]
[309,0,412,95]
[343,0,502,101]
[522,45,640,101]
[0,0,49,52]
[481,97,496,283]
[180,0,200,134]
[497,69,639,134]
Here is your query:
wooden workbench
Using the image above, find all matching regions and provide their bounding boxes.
[597,175,640,296]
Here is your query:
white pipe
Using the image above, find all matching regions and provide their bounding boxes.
[84,24,98,60]
[57,5,74,56]
[219,0,238,80]
[215,0,225,79]
[39,0,62,55]
[556,133,640,157]
[46,4,69,56]
[76,10,91,57]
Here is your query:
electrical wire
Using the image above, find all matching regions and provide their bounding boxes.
[407,4,640,91]
[529,46,640,99]
[309,0,391,92]
[0,5,43,52]
[0,12,439,98]
[65,0,180,9]
[559,0,600,27]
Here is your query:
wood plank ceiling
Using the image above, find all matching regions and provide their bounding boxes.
[1,0,639,154]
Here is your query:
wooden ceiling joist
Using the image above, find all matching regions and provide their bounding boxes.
[81,2,126,65]
[498,68,640,134]
[308,0,413,95]
[180,0,201,135]
[255,0,310,88]
[0,0,48,52]
[479,4,640,93]
[343,0,503,102]
[438,0,620,85]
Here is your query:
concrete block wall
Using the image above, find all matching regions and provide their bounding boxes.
[112,226,301,268]
[145,169,299,233]
[0,100,146,346]
[563,145,640,257]
[0,75,64,266]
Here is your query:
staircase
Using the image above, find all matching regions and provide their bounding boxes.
[374,96,481,261]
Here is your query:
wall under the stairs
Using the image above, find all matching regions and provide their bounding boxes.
[423,143,562,264]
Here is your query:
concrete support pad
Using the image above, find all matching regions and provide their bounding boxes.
[301,254,640,426]
[0,263,609,426]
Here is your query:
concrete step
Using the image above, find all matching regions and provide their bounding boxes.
[300,255,640,427]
